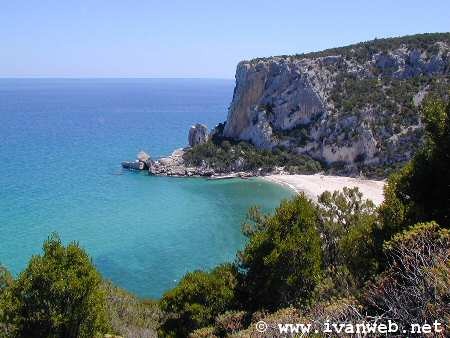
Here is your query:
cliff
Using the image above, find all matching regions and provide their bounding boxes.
[221,33,450,173]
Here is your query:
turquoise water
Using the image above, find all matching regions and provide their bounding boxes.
[0,79,293,298]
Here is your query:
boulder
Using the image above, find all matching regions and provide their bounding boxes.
[137,150,153,169]
[137,150,150,162]
[188,124,209,147]
[122,151,152,171]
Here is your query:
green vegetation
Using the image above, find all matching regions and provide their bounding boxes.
[183,138,322,174]
[238,195,323,311]
[316,187,379,297]
[0,235,161,338]
[378,96,450,244]
[160,264,238,337]
[0,234,110,338]
[104,282,161,338]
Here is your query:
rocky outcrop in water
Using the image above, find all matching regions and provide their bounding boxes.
[221,33,450,173]
[122,151,153,170]
[188,124,209,147]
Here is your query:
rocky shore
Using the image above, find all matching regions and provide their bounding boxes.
[121,148,385,204]
[121,123,257,178]
[121,148,258,179]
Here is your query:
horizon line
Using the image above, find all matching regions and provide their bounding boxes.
[0,76,235,80]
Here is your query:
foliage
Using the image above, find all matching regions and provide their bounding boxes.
[314,188,379,300]
[253,33,450,63]
[379,97,450,245]
[238,194,323,311]
[104,281,161,338]
[365,222,450,328]
[318,188,378,280]
[159,264,238,337]
[1,233,110,338]
[214,310,247,336]
[0,265,14,336]
[0,266,13,295]
[188,326,217,338]
[183,139,322,174]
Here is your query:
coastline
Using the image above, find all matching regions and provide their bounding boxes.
[122,150,386,205]
[261,174,386,206]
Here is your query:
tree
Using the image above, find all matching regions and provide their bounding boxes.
[315,188,378,298]
[2,233,109,338]
[318,187,378,276]
[237,194,323,311]
[379,97,450,242]
[159,264,238,337]
[0,265,13,295]
[0,265,14,336]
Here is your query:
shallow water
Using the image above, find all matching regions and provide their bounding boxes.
[0,79,293,298]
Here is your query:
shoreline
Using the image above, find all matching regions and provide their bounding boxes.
[122,150,386,205]
[261,174,386,206]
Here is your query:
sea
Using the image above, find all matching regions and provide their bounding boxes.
[0,78,293,298]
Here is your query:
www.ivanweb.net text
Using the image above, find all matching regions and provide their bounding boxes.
[255,319,444,335]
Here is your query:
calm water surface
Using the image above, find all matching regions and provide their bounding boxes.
[0,79,293,298]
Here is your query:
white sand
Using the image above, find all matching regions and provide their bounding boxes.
[262,174,385,206]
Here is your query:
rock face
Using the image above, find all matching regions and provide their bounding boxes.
[188,124,209,147]
[222,33,450,171]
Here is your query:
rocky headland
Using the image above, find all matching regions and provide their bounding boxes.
[123,33,450,181]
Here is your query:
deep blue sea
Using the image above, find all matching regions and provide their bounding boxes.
[0,79,293,298]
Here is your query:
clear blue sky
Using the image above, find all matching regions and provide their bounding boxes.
[1,0,449,78]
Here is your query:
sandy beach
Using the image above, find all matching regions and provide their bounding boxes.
[263,174,386,206]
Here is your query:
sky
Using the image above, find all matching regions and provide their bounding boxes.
[1,0,449,78]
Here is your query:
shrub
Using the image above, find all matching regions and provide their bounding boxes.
[378,97,450,248]
[104,281,161,338]
[1,233,110,338]
[214,310,247,336]
[159,264,238,337]
[0,265,13,295]
[238,194,323,311]
[365,222,450,329]
[317,187,379,285]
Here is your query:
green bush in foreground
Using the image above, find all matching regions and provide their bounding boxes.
[1,234,110,338]
[104,281,161,338]
[238,194,323,311]
[159,264,238,337]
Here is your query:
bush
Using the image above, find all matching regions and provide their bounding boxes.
[317,187,379,285]
[104,281,161,338]
[159,264,238,337]
[214,310,247,336]
[365,222,450,328]
[1,233,110,338]
[0,265,13,295]
[378,97,450,248]
[238,194,323,311]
